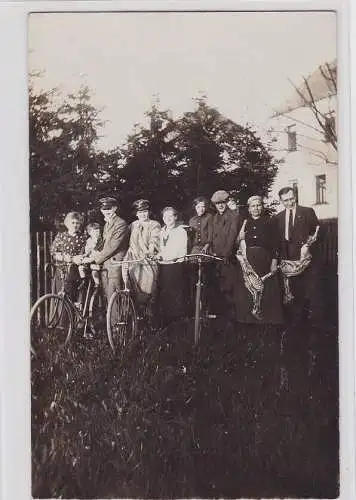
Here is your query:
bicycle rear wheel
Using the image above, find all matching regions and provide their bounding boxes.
[30,294,73,355]
[106,290,137,352]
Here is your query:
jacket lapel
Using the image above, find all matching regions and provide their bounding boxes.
[279,210,286,235]
[103,216,115,240]
[294,206,302,232]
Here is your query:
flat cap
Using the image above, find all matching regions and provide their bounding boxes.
[133,199,150,212]
[247,195,263,205]
[211,190,230,204]
[98,197,118,209]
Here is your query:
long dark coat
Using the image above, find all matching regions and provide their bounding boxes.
[208,209,242,317]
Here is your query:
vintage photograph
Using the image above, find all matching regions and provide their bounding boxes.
[29,10,339,498]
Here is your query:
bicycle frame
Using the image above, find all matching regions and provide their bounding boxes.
[46,262,100,336]
[184,253,223,345]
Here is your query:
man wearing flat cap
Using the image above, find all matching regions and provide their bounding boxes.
[209,190,243,317]
[89,197,129,300]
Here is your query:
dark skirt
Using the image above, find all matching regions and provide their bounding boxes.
[156,263,188,324]
[235,246,284,324]
[52,263,80,302]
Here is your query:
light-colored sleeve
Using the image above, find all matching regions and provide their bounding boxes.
[149,221,162,254]
[84,239,91,256]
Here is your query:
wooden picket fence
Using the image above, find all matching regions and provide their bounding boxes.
[30,218,338,306]
[320,218,338,267]
[31,231,55,305]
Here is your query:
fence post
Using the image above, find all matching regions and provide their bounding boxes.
[36,232,40,321]
[44,231,48,296]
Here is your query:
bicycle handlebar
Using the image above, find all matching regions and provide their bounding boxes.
[156,253,224,264]
[111,258,146,266]
[184,253,223,262]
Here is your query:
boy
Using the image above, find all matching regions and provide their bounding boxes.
[78,222,103,287]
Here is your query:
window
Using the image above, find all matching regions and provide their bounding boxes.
[287,125,297,152]
[324,114,336,143]
[289,179,299,204]
[316,174,327,204]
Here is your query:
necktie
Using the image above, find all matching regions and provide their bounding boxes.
[287,209,293,241]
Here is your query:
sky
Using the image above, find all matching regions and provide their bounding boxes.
[28,11,337,150]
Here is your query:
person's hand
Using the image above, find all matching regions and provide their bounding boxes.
[63,254,72,263]
[90,250,99,262]
[202,244,210,254]
[270,259,278,274]
[222,256,231,265]
[81,256,93,265]
[54,252,63,262]
[72,255,83,265]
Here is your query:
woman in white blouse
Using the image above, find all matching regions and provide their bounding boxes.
[156,206,188,325]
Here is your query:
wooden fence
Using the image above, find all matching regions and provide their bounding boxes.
[319,218,338,267]
[30,218,338,305]
[31,231,55,305]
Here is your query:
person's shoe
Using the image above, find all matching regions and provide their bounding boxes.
[83,330,95,340]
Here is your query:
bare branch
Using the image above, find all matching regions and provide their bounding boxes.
[299,144,332,163]
[323,62,337,93]
[279,114,327,135]
[288,71,337,152]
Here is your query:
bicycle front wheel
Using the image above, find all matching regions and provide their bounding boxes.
[106,290,137,352]
[89,286,107,335]
[194,283,203,345]
[30,294,73,355]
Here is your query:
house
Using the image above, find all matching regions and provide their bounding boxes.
[266,60,337,220]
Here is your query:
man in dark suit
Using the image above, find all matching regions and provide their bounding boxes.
[274,186,323,326]
[90,197,130,301]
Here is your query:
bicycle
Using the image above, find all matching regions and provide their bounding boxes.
[30,259,107,356]
[106,258,146,352]
[183,253,223,345]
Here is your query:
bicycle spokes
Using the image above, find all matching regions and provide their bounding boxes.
[113,295,130,338]
[107,291,137,352]
[30,294,73,354]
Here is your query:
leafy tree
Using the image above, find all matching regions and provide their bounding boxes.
[113,104,182,221]
[114,97,279,219]
[175,98,278,209]
[29,77,63,229]
[30,77,278,228]
[29,78,107,229]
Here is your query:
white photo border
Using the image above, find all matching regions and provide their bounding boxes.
[0,1,354,499]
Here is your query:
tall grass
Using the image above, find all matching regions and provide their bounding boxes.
[31,320,339,498]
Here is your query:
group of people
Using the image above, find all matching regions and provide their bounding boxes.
[50,186,323,330]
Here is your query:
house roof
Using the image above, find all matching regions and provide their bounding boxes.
[272,59,337,117]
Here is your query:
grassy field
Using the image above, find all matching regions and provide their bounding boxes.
[31,319,339,499]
